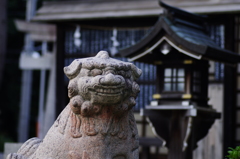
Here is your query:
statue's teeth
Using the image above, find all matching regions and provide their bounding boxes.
[94,88,122,94]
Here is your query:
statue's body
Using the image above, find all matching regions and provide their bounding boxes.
[7,51,142,159]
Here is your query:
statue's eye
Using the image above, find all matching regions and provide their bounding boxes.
[105,70,116,75]
[118,70,126,77]
[125,71,131,78]
[90,69,102,76]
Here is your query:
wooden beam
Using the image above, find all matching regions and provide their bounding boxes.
[32,1,240,22]
[15,20,56,42]
[15,20,56,33]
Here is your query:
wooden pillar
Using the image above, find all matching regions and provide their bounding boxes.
[55,24,66,117]
[43,44,56,136]
[0,0,6,87]
[141,147,150,159]
[168,111,187,159]
[223,65,236,155]
[185,122,195,159]
[185,137,193,159]
[18,0,37,142]
[223,15,236,158]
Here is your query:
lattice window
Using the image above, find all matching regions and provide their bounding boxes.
[163,68,185,92]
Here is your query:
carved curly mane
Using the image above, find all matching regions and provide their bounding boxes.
[57,51,142,139]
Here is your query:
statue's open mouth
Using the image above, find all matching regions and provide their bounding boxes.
[89,86,124,96]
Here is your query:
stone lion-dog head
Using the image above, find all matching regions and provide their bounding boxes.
[64,51,142,117]
[56,50,142,141]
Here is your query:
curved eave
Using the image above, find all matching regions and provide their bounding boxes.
[127,36,202,62]
[118,19,164,57]
[118,18,207,58]
[205,46,240,64]
[118,18,240,64]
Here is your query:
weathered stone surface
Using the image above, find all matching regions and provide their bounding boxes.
[7,51,141,159]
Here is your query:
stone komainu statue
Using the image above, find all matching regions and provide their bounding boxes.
[7,51,142,159]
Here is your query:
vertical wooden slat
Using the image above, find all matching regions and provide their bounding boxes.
[168,111,186,159]
[223,15,236,158]
[0,0,7,87]
[56,24,66,117]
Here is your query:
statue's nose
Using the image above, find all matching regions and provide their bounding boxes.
[100,73,122,85]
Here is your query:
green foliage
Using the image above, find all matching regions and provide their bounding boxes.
[226,146,240,159]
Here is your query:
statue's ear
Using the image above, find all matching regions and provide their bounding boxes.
[130,63,142,81]
[64,59,82,80]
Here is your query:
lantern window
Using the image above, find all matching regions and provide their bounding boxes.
[164,68,185,92]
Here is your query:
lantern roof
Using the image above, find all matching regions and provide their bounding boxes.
[116,1,240,64]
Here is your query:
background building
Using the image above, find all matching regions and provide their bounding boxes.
[2,0,240,159]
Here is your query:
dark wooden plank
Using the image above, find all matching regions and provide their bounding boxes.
[55,24,66,117]
[0,0,7,87]
[139,137,163,147]
[223,15,237,158]
[168,111,186,159]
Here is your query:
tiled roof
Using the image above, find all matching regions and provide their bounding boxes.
[116,2,240,64]
[32,0,240,22]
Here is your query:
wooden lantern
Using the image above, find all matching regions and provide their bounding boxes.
[116,2,240,159]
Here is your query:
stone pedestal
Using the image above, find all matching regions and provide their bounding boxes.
[143,105,220,159]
